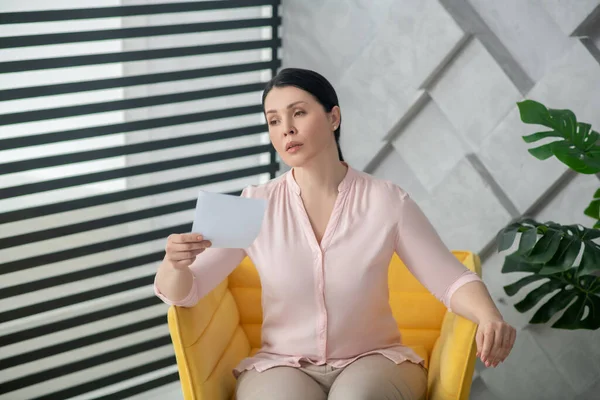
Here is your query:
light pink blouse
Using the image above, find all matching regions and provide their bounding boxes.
[154,164,482,377]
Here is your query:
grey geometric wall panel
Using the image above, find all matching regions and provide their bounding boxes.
[281,0,600,399]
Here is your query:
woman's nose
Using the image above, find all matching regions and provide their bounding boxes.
[283,124,296,136]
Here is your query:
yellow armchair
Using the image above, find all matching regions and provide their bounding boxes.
[167,250,482,400]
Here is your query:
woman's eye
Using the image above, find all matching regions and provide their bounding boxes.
[269,120,279,126]
[294,111,305,117]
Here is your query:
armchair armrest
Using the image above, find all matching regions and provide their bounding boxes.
[427,252,482,400]
[168,280,251,400]
[427,312,478,400]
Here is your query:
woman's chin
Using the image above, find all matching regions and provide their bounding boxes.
[282,158,306,168]
[279,148,322,169]
[280,152,309,168]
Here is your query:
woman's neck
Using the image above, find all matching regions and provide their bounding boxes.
[292,155,348,197]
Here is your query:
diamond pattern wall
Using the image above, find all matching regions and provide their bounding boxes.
[281,1,600,399]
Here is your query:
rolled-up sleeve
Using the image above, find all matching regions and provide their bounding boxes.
[392,187,482,310]
[154,274,200,307]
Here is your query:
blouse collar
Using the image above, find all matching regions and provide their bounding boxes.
[286,162,356,196]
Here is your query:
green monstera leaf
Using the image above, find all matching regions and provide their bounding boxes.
[496,100,600,330]
[584,188,600,229]
[497,218,600,329]
[517,100,600,174]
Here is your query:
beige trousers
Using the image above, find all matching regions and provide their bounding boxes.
[235,354,427,400]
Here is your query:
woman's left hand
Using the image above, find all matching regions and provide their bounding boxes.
[475,318,516,368]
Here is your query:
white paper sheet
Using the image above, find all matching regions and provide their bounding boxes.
[190,190,267,249]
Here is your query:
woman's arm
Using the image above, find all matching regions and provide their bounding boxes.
[450,281,516,367]
[155,239,197,304]
[154,245,246,307]
[154,187,252,307]
[391,188,483,309]
[449,280,503,324]
[392,187,515,367]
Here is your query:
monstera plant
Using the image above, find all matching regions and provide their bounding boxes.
[496,99,600,330]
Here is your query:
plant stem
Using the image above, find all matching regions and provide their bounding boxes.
[589,277,600,293]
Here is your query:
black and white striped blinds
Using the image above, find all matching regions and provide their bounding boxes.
[0,1,281,399]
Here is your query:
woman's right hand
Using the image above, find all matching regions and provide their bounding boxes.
[164,233,212,270]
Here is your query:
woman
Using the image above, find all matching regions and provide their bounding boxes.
[154,68,516,400]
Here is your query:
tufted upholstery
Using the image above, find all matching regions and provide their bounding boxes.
[167,250,481,400]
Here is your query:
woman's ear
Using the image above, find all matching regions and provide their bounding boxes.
[330,106,341,130]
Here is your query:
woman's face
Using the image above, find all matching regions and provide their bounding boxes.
[264,86,339,168]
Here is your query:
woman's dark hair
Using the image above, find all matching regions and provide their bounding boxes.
[261,68,344,162]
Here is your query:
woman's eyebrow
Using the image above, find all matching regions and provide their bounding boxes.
[266,101,307,114]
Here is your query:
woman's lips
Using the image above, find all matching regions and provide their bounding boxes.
[286,143,303,153]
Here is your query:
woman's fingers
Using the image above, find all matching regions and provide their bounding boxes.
[491,333,504,366]
[496,326,509,364]
[476,329,484,359]
[481,325,495,366]
[169,248,207,261]
[170,233,204,243]
[476,320,517,368]
[500,325,517,363]
[490,324,504,366]
[478,321,517,367]
[165,233,212,264]
[167,241,212,253]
